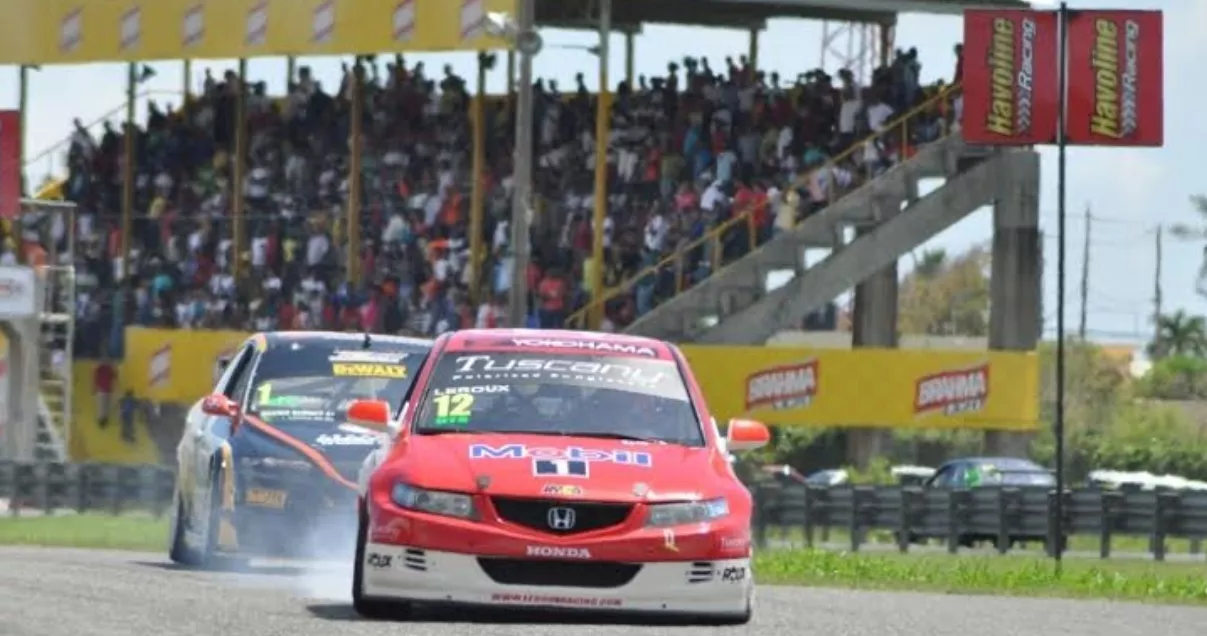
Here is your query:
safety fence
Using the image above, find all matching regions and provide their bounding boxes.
[752,482,1207,561]
[3,460,1207,562]
[0,460,174,516]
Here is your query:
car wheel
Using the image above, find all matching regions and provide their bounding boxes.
[352,499,412,620]
[168,489,202,566]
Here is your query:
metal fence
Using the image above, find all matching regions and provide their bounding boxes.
[3,460,1207,562]
[0,460,174,516]
[753,482,1207,561]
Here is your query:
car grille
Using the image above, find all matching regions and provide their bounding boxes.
[490,497,633,535]
[477,558,641,588]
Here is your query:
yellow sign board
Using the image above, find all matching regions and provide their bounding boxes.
[680,346,1039,431]
[0,0,516,65]
[113,329,1039,438]
[124,326,249,404]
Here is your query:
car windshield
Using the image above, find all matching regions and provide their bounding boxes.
[412,351,704,446]
[247,343,422,425]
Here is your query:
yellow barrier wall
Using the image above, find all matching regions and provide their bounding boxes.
[68,330,1040,462]
[681,346,1039,431]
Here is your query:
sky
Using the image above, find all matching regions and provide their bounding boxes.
[0,0,1194,347]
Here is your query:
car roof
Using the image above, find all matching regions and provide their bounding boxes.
[442,328,678,360]
[941,457,1047,471]
[254,331,433,352]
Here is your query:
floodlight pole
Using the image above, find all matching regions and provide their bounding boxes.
[1053,0,1069,572]
[507,0,537,327]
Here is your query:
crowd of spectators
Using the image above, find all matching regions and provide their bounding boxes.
[15,43,959,357]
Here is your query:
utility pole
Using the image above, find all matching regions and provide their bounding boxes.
[1078,204,1090,340]
[1153,224,1163,346]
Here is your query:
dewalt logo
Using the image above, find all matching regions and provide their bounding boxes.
[985,16,1038,137]
[1089,18,1140,139]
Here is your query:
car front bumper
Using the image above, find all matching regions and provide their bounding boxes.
[360,543,753,616]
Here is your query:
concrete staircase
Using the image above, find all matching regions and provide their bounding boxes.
[621,134,1040,344]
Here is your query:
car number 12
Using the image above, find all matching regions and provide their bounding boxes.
[432,393,474,425]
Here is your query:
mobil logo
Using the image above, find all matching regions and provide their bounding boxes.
[469,444,652,467]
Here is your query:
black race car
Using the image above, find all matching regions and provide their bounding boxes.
[168,331,431,566]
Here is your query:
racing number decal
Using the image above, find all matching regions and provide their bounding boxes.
[433,393,474,426]
[255,383,272,405]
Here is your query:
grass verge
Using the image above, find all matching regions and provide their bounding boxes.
[0,514,168,551]
[755,548,1207,605]
[766,525,1199,557]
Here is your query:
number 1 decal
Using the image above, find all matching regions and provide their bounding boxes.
[255,383,272,405]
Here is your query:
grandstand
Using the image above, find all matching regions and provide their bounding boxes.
[3,0,1037,463]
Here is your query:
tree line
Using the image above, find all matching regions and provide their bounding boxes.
[747,245,1207,482]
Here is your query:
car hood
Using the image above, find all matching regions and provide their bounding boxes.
[395,434,725,502]
[233,416,381,481]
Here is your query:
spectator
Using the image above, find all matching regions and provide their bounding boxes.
[49,46,955,350]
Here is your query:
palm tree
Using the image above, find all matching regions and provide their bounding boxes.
[1171,195,1207,300]
[1148,310,1207,360]
[910,249,947,278]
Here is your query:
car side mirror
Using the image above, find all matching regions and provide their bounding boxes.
[347,399,400,437]
[726,418,770,452]
[201,394,240,418]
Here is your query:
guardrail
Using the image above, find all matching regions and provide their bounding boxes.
[0,460,174,516]
[3,461,1206,562]
[753,483,1207,561]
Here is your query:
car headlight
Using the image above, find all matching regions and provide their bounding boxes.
[241,457,311,471]
[645,498,729,527]
[391,483,478,520]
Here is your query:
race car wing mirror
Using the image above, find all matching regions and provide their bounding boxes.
[201,394,240,418]
[347,399,398,436]
[726,418,770,452]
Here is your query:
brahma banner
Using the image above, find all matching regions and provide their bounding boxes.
[0,110,18,220]
[1065,10,1164,146]
[961,9,1060,145]
[681,346,1038,431]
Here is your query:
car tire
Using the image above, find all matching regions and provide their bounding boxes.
[352,499,413,621]
[168,489,202,566]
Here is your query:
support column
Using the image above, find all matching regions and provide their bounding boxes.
[986,154,1041,456]
[748,28,759,73]
[848,197,901,468]
[624,31,635,88]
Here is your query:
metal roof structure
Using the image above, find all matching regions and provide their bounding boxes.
[536,0,1035,31]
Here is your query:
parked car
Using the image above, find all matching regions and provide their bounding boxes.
[909,456,1062,550]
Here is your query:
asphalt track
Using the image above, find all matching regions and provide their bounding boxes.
[3,548,1207,636]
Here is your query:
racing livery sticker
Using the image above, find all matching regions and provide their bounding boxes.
[914,364,989,416]
[331,362,407,378]
[525,545,591,559]
[469,444,652,467]
[459,336,661,357]
[246,488,287,508]
[491,593,620,608]
[315,433,378,446]
[451,355,665,388]
[744,359,818,412]
[542,484,583,496]
[533,458,589,478]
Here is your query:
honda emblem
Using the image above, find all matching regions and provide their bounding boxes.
[547,506,576,530]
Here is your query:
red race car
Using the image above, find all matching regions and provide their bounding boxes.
[345,328,770,624]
